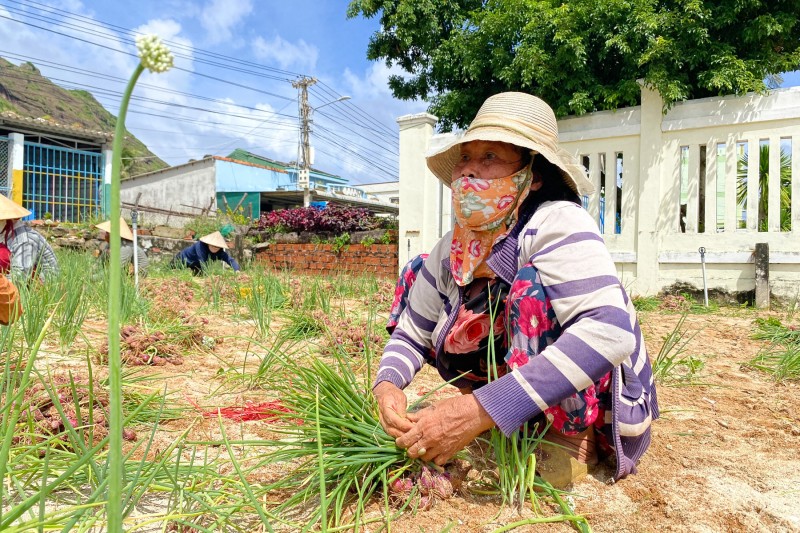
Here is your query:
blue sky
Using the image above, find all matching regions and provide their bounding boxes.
[1,0,798,186]
[0,0,427,184]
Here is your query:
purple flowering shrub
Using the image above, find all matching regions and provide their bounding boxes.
[257,205,393,233]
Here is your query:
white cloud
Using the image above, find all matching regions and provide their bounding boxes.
[341,62,427,115]
[0,4,137,84]
[297,62,429,184]
[135,19,184,43]
[199,0,253,45]
[251,35,318,72]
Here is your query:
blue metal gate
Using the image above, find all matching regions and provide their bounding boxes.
[22,142,104,222]
[0,137,9,198]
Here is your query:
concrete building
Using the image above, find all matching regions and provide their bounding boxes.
[358,181,400,205]
[0,112,112,221]
[120,155,290,226]
[121,149,398,227]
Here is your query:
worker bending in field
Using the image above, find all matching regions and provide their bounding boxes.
[96,217,149,276]
[0,194,59,282]
[171,231,240,275]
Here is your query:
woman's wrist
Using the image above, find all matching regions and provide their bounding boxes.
[373,380,399,394]
[461,394,496,433]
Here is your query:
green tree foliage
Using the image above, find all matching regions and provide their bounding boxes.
[348,0,800,128]
[737,145,792,231]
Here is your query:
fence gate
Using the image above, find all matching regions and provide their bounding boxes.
[0,137,9,197]
[22,142,104,222]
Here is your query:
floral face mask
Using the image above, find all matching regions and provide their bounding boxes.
[450,164,533,285]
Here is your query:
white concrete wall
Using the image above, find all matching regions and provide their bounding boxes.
[398,86,800,300]
[359,182,400,204]
[397,113,452,268]
[120,158,217,227]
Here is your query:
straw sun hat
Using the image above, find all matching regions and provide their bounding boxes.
[199,231,229,249]
[95,217,134,241]
[426,92,595,195]
[0,194,31,221]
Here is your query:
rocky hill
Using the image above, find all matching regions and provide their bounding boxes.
[0,57,168,177]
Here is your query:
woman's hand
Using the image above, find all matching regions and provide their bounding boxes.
[397,394,495,466]
[373,381,414,438]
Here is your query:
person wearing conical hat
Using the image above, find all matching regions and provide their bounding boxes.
[0,194,59,281]
[95,217,149,276]
[171,230,240,275]
[373,92,657,489]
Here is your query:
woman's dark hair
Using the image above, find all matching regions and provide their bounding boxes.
[530,154,581,205]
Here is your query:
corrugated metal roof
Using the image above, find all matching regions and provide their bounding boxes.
[0,111,113,143]
[261,190,399,215]
[227,148,346,182]
[127,154,290,181]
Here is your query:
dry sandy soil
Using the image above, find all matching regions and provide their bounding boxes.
[44,277,800,533]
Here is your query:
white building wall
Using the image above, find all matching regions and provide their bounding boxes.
[359,182,400,204]
[398,86,800,299]
[120,158,217,227]
[396,113,452,268]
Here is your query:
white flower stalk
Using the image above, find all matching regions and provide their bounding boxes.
[135,34,174,73]
[106,33,172,533]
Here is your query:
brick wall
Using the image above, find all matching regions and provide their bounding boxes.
[256,243,398,278]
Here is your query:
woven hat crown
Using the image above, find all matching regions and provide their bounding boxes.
[96,217,134,241]
[200,231,228,249]
[469,92,559,149]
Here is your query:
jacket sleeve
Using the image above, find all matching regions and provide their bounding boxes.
[219,251,240,271]
[40,241,59,277]
[177,242,199,265]
[473,203,636,435]
[373,236,450,390]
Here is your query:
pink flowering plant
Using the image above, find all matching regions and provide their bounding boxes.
[257,205,394,235]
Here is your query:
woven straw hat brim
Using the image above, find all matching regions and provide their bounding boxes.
[95,218,134,241]
[199,231,228,249]
[0,194,31,220]
[425,94,595,196]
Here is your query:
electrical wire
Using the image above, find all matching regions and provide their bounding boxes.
[0,0,402,181]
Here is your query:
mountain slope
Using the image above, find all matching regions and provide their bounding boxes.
[0,57,168,177]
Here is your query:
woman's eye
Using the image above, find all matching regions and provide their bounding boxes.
[480,153,498,165]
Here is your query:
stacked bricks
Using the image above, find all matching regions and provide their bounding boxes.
[255,243,398,278]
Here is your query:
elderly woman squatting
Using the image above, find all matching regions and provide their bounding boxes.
[373,92,658,486]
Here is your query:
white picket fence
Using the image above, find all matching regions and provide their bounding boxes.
[397,85,800,301]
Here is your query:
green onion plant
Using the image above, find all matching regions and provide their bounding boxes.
[746,317,800,380]
[252,350,415,530]
[105,33,174,533]
[652,311,703,384]
[54,251,93,350]
[483,283,590,531]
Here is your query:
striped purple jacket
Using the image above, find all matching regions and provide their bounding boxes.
[375,201,658,480]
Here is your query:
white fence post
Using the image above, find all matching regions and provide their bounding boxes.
[397,113,440,271]
[634,83,664,296]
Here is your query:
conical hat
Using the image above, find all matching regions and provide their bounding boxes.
[0,194,31,221]
[199,231,228,249]
[95,217,134,241]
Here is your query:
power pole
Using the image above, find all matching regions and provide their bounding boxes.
[292,76,317,207]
